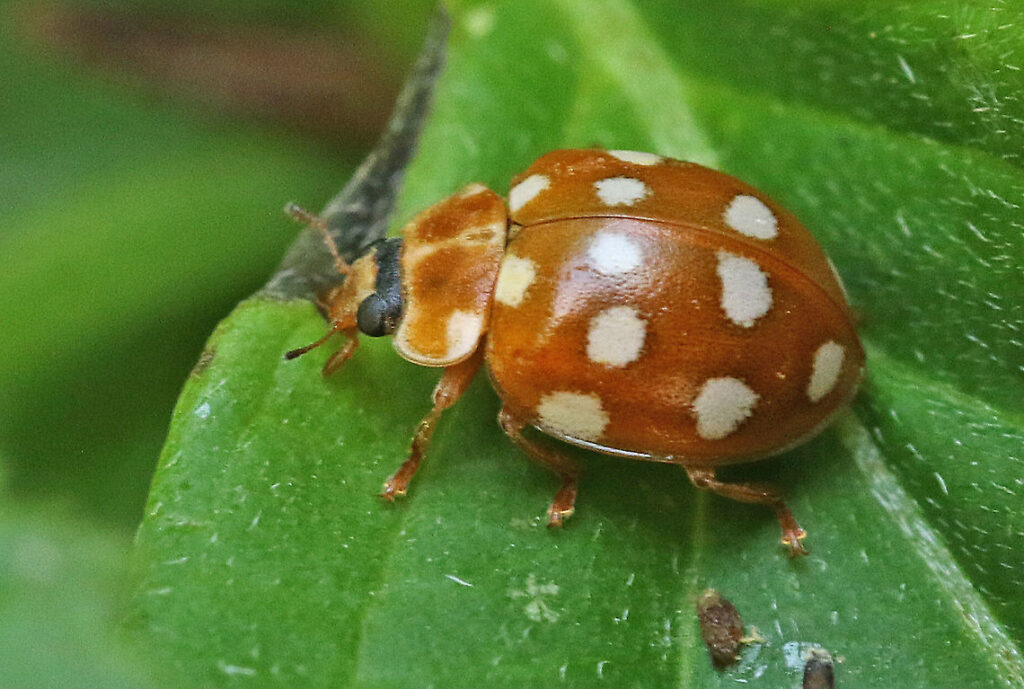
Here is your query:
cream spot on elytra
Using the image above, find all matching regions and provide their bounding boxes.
[509,174,550,213]
[494,255,537,307]
[724,194,778,239]
[716,251,772,327]
[606,150,663,166]
[586,306,646,367]
[807,341,845,402]
[594,176,649,206]
[588,232,642,275]
[537,391,609,442]
[692,377,759,440]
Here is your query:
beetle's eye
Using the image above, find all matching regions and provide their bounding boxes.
[357,294,398,337]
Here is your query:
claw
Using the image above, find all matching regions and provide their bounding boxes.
[546,504,575,528]
[380,475,409,502]
[781,527,809,558]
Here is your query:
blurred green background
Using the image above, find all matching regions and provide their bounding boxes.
[0,0,434,536]
[0,6,430,684]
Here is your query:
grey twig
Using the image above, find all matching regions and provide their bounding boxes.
[264,6,450,300]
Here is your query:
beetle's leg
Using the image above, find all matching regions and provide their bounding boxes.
[322,328,359,376]
[381,345,485,501]
[682,465,808,558]
[285,318,359,375]
[497,409,581,528]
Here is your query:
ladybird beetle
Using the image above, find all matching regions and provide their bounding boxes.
[286,149,864,557]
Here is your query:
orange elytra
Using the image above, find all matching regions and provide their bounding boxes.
[286,149,865,557]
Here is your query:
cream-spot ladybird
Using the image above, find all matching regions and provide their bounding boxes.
[286,149,865,557]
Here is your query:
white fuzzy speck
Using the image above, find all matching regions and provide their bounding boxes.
[897,54,916,83]
[463,6,496,37]
[509,574,561,622]
[218,662,257,677]
[194,402,211,419]
[445,574,474,587]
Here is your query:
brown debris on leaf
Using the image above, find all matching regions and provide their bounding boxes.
[803,647,836,689]
[695,588,745,668]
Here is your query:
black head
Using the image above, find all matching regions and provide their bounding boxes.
[356,237,403,337]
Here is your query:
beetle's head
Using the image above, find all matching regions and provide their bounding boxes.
[353,238,403,337]
[286,207,405,364]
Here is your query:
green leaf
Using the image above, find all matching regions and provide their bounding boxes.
[132,2,1024,687]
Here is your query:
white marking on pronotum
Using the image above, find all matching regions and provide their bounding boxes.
[807,341,845,402]
[494,254,537,307]
[607,150,663,165]
[594,176,649,206]
[586,306,647,367]
[537,391,609,441]
[588,232,642,275]
[692,377,759,440]
[716,251,772,327]
[509,174,550,213]
[457,182,489,197]
[723,194,778,239]
[446,310,484,359]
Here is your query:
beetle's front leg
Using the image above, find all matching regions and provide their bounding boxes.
[321,328,359,376]
[682,465,808,557]
[381,346,485,501]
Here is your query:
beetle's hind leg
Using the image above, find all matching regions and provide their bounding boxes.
[682,465,808,557]
[497,409,581,527]
[381,346,485,501]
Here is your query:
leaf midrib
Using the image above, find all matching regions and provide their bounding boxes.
[838,414,1024,686]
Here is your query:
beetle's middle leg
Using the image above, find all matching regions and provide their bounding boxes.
[681,464,808,557]
[381,345,485,501]
[497,409,581,527]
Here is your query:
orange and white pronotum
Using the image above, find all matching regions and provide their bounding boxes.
[286,149,865,556]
